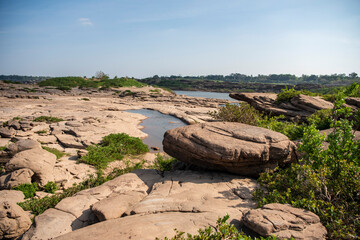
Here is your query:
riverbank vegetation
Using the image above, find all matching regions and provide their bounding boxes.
[38,76,145,89]
[210,91,360,239]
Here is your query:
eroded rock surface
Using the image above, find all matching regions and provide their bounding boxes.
[229,93,334,121]
[242,203,327,240]
[163,122,297,177]
[23,169,259,240]
[5,148,57,186]
[0,201,32,239]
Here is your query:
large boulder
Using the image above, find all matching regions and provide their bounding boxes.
[6,138,41,156]
[242,203,327,239]
[0,168,34,189]
[0,201,32,239]
[163,122,297,177]
[0,190,25,203]
[0,127,16,138]
[5,148,56,186]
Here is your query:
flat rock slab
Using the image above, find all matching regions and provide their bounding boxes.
[242,203,327,239]
[0,190,25,203]
[23,170,259,240]
[163,122,297,177]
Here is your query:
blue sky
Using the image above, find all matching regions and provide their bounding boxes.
[0,0,359,78]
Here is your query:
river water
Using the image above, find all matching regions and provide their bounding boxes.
[174,90,233,101]
[126,91,232,152]
[126,109,186,152]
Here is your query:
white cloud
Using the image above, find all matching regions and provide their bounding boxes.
[78,18,92,26]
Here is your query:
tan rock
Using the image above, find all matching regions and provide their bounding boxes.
[0,201,31,239]
[6,138,42,156]
[163,122,297,177]
[242,203,327,239]
[0,127,16,138]
[5,148,56,186]
[0,168,34,189]
[0,190,25,203]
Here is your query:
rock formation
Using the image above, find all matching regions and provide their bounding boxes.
[229,92,334,121]
[243,203,327,239]
[163,122,297,177]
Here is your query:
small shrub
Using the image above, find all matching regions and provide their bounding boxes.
[12,116,22,120]
[79,133,149,170]
[275,87,317,104]
[208,103,261,125]
[43,182,57,194]
[57,86,72,91]
[0,146,6,151]
[307,109,332,130]
[80,98,90,101]
[13,183,38,199]
[42,146,66,159]
[33,116,64,123]
[35,130,48,135]
[152,154,177,172]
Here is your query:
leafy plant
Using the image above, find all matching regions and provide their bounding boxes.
[307,109,332,130]
[13,183,38,199]
[42,146,67,159]
[0,146,6,151]
[80,97,90,101]
[33,116,64,123]
[43,181,58,194]
[152,154,177,172]
[35,130,48,135]
[254,94,360,239]
[275,87,317,104]
[79,133,149,170]
[208,103,261,125]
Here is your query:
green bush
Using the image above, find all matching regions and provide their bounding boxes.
[307,109,332,130]
[79,133,149,170]
[13,183,38,199]
[257,115,304,140]
[43,182,58,193]
[33,116,64,123]
[18,161,145,216]
[100,78,145,88]
[159,215,277,240]
[275,87,317,104]
[152,154,177,172]
[208,103,261,125]
[254,94,360,239]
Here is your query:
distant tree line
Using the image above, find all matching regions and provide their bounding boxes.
[0,75,49,83]
[143,72,359,85]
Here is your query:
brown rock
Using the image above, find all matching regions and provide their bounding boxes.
[163,122,297,177]
[55,134,86,149]
[6,138,42,156]
[0,168,34,189]
[242,203,327,239]
[0,190,25,203]
[0,127,16,138]
[290,94,333,113]
[5,148,56,186]
[0,201,32,239]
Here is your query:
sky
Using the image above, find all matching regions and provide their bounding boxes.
[0,0,359,78]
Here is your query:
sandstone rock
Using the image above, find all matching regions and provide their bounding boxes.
[242,203,327,239]
[22,208,76,240]
[6,138,41,156]
[91,191,146,221]
[0,127,16,138]
[0,168,34,189]
[55,134,85,149]
[5,148,56,186]
[345,97,360,108]
[65,121,83,127]
[77,149,88,158]
[163,122,297,177]
[54,212,232,240]
[229,92,333,121]
[290,94,334,113]
[0,201,32,239]
[0,190,25,203]
[7,119,21,130]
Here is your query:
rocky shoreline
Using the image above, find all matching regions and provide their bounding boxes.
[0,82,329,239]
